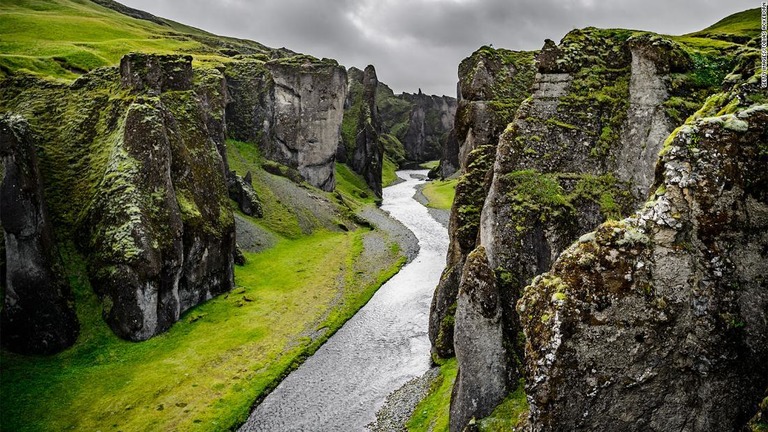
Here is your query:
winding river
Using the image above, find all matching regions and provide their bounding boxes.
[240,170,449,431]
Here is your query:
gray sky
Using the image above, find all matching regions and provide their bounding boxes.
[119,0,757,97]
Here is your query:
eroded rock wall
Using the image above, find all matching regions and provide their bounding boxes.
[266,60,347,191]
[225,58,347,191]
[447,31,703,430]
[429,47,537,359]
[397,92,457,163]
[520,95,768,431]
[0,115,79,354]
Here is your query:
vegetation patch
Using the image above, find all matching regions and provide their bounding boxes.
[422,178,458,210]
[476,380,529,431]
[0,215,406,432]
[407,358,458,432]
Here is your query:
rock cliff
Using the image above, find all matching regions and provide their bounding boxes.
[396,92,457,163]
[226,57,347,191]
[339,65,384,197]
[520,85,768,430]
[0,114,79,354]
[376,84,457,167]
[432,20,762,431]
[429,47,537,360]
[0,50,350,347]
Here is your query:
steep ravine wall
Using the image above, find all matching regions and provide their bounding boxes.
[433,27,761,431]
[429,47,537,359]
[0,52,348,351]
[521,80,768,430]
[339,65,384,197]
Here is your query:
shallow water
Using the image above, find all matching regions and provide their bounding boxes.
[239,170,449,432]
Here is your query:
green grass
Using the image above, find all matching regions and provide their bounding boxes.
[335,162,378,206]
[477,380,529,431]
[0,0,270,80]
[225,139,307,238]
[0,225,404,431]
[407,358,458,432]
[419,160,440,169]
[422,178,458,210]
[383,156,400,187]
[687,8,759,40]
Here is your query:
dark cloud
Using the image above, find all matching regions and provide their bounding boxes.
[120,0,757,96]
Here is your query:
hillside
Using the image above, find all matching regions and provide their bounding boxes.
[0,0,282,80]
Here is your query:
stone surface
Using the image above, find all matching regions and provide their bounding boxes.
[519,103,768,431]
[228,171,263,217]
[398,92,457,162]
[225,57,347,191]
[266,59,347,191]
[0,114,79,354]
[120,53,193,94]
[429,47,537,359]
[448,31,699,430]
[450,246,510,432]
[342,65,384,197]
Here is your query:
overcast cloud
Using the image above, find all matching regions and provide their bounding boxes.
[119,0,758,96]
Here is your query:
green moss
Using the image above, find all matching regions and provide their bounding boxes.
[382,156,399,187]
[406,358,458,432]
[476,380,528,431]
[0,0,274,81]
[504,170,633,232]
[335,162,378,206]
[380,133,406,165]
[341,78,365,157]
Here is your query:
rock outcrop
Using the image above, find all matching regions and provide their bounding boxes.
[0,49,354,347]
[339,65,384,197]
[520,95,768,431]
[225,57,348,191]
[0,114,79,354]
[228,171,263,217]
[429,47,537,359]
[439,27,741,430]
[376,84,457,167]
[397,92,457,163]
[266,59,347,191]
[83,54,236,341]
[351,66,383,197]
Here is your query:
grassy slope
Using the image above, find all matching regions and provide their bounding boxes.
[405,360,527,432]
[407,359,457,432]
[0,0,266,80]
[422,178,458,210]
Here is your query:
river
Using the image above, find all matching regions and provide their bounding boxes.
[239,170,449,431]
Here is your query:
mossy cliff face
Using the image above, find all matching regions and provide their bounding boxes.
[0,114,79,354]
[375,84,457,167]
[0,54,236,343]
[520,90,768,431]
[224,57,348,191]
[340,65,384,197]
[443,26,745,431]
[429,47,537,360]
[84,54,236,341]
[397,91,458,163]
